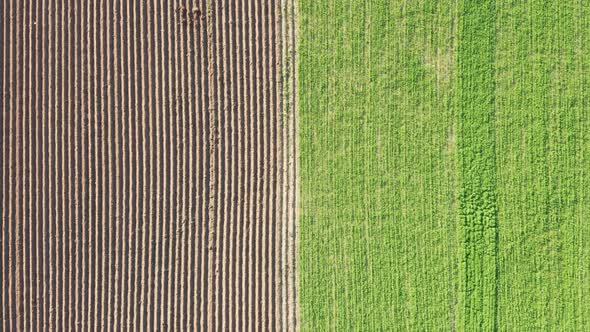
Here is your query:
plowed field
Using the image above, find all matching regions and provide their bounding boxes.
[0,0,297,330]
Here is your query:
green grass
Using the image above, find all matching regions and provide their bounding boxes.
[298,1,459,330]
[456,1,497,330]
[298,0,590,330]
[494,1,590,330]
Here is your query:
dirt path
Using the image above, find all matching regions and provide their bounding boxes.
[0,0,297,330]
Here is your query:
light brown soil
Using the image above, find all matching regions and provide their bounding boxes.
[0,0,297,330]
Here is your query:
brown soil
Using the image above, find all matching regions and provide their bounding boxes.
[0,0,297,330]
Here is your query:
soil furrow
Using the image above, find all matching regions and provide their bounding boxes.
[15,1,25,330]
[138,0,151,328]
[229,1,242,329]
[49,1,57,328]
[124,0,137,327]
[91,1,101,327]
[199,1,211,328]
[32,1,42,329]
[239,0,251,329]
[187,0,201,328]
[116,0,130,327]
[246,0,257,329]
[0,1,7,329]
[134,0,147,327]
[21,2,31,330]
[29,3,41,330]
[210,0,224,329]
[162,1,176,328]
[72,3,80,329]
[176,2,189,329]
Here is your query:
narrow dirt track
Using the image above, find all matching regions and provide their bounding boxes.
[0,0,298,330]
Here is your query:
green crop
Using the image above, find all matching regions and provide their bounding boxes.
[298,0,590,330]
[299,1,459,330]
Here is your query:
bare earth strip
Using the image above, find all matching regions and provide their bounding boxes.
[0,0,298,330]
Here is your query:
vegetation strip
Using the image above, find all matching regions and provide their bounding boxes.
[456,0,499,330]
[494,1,590,329]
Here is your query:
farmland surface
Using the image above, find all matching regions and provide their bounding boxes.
[0,0,297,330]
[2,0,590,330]
[299,0,590,330]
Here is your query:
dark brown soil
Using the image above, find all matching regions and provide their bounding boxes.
[0,0,297,330]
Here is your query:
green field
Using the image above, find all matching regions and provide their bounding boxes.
[298,0,590,330]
